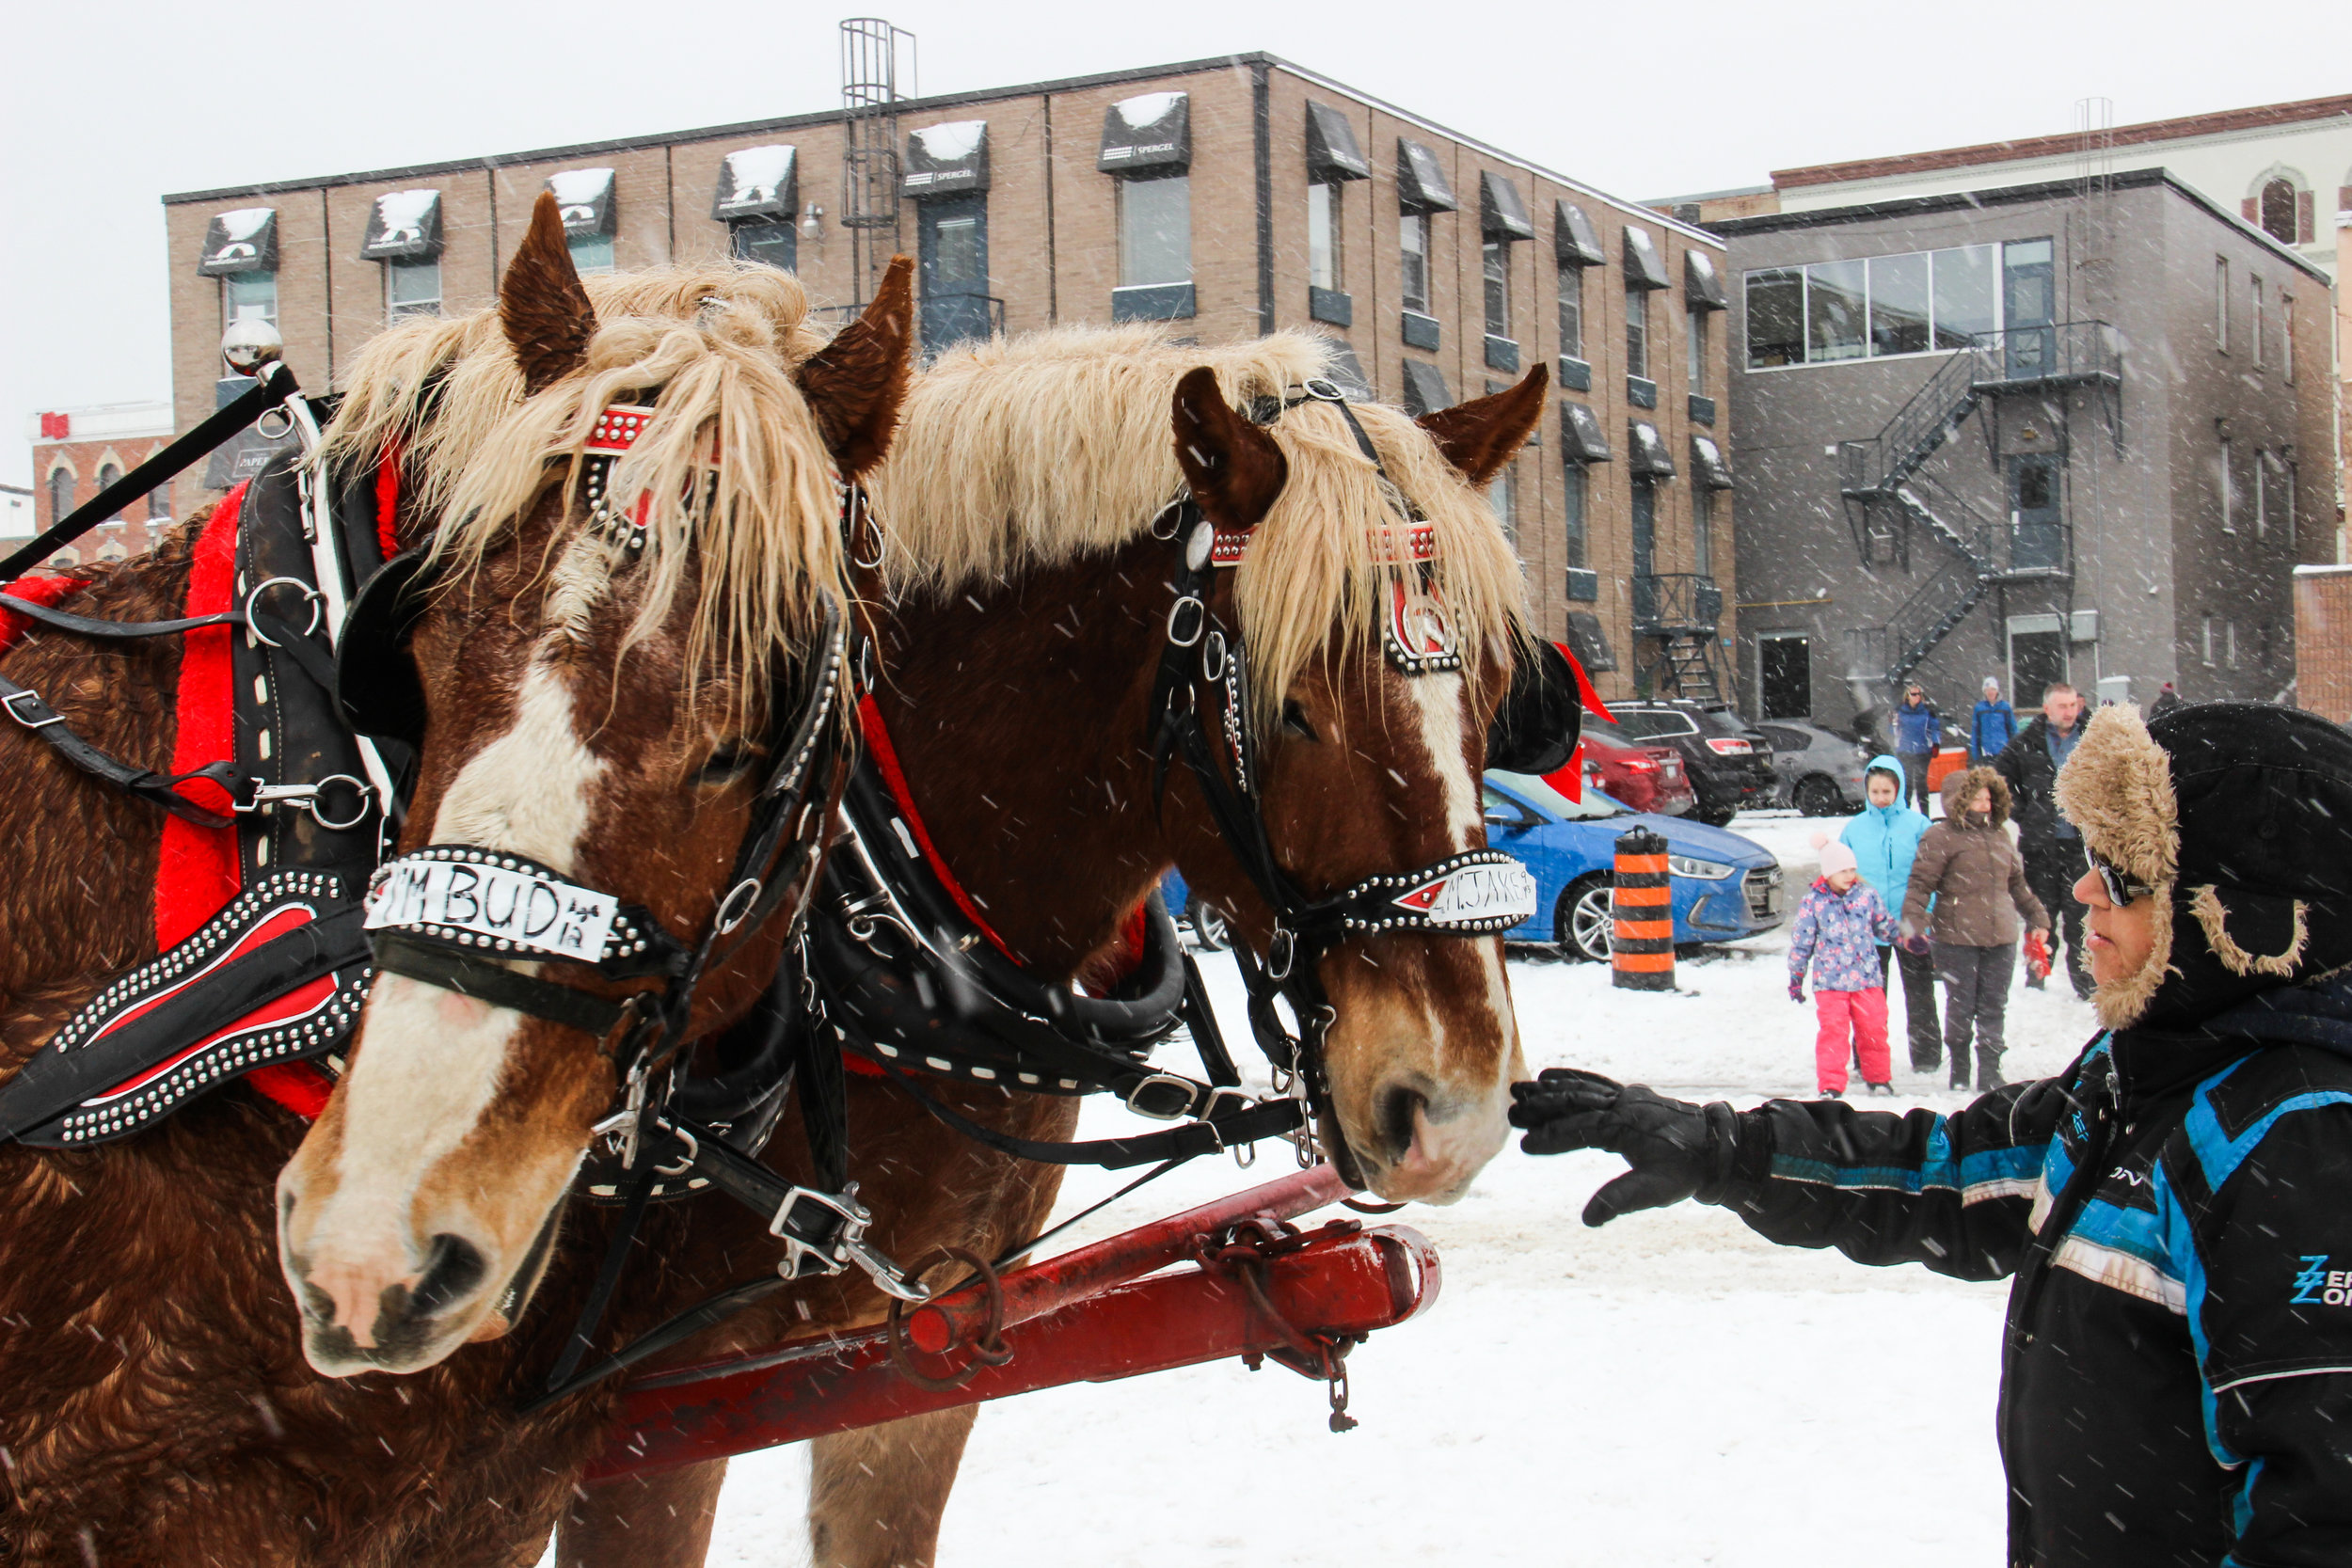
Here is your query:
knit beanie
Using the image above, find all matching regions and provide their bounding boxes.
[2055,702,2352,1032]
[1811,833,1857,879]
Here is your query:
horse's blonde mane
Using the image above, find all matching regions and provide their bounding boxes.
[868,325,1527,730]
[336,264,843,717]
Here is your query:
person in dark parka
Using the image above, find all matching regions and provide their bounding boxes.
[1513,702,2352,1568]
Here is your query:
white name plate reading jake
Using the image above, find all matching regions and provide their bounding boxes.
[1394,861,1538,927]
[366,858,618,961]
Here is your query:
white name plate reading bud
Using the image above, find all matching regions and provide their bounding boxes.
[366,858,619,961]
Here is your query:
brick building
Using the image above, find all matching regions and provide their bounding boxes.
[160,51,1734,702]
[24,402,176,568]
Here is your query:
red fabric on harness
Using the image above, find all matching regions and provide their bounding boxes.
[373,444,403,560]
[0,575,84,655]
[156,483,246,950]
[856,694,1019,961]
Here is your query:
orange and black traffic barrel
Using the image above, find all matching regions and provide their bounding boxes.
[1610,828,1675,990]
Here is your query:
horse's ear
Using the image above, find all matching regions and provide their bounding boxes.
[501,193,597,397]
[1170,367,1288,531]
[1416,362,1549,490]
[798,254,915,479]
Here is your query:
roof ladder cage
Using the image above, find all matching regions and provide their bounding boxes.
[839,17,916,309]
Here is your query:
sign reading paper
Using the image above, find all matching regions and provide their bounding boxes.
[366,859,618,961]
[1392,861,1537,928]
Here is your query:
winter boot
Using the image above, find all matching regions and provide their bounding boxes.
[1976,1045,2005,1092]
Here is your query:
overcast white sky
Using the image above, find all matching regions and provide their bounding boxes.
[5,0,2342,488]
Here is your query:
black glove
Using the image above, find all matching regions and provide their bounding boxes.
[1508,1069,1744,1227]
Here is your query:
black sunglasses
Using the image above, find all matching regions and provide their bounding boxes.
[2083,844,2153,908]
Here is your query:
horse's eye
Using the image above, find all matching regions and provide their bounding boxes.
[696,742,762,785]
[1281,700,1321,742]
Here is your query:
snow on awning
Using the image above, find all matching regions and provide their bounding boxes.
[1554,200,1605,267]
[1685,248,1728,310]
[1628,420,1677,478]
[198,208,278,276]
[903,120,990,196]
[1480,171,1534,242]
[1395,139,1457,214]
[1622,226,1671,291]
[1400,360,1453,417]
[712,146,798,220]
[1691,435,1735,489]
[1304,102,1370,182]
[1559,402,1612,463]
[360,190,443,261]
[1098,92,1190,174]
[1565,611,1617,674]
[546,168,615,236]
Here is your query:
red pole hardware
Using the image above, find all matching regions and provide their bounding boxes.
[1611,827,1675,990]
[590,1220,1440,1480]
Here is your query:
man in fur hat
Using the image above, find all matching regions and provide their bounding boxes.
[1512,702,2352,1566]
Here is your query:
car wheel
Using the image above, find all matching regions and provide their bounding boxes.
[1554,875,1613,963]
[1695,800,1737,828]
[1793,775,1846,817]
[1186,896,1230,951]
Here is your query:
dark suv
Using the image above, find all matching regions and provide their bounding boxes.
[1604,700,1777,826]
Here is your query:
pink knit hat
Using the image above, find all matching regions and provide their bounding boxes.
[1811,832,1857,879]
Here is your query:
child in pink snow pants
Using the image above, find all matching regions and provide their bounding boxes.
[1788,836,1900,1099]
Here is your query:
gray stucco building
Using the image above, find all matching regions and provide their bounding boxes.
[1714,168,2333,736]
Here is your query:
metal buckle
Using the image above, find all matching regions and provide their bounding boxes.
[234,774,372,831]
[244,577,326,644]
[1297,376,1346,403]
[1202,1085,1255,1123]
[1265,926,1296,981]
[1149,497,1188,540]
[1124,1073,1198,1120]
[713,877,762,934]
[770,1181,933,1303]
[1200,628,1228,682]
[1167,594,1206,648]
[2,689,62,730]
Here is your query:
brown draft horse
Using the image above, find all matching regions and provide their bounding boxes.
[0,198,913,1566]
[552,330,1550,1564]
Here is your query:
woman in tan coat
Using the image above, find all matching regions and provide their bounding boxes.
[1901,767,2050,1090]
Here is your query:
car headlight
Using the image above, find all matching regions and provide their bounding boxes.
[1667,854,1735,880]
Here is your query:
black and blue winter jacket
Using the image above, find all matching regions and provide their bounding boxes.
[1724,974,2352,1567]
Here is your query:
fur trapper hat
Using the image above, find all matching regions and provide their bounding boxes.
[2055,701,2352,1031]
[1938,766,2010,827]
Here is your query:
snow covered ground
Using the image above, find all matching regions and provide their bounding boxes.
[677,812,2100,1566]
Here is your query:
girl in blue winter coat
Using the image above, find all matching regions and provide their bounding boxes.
[1840,755,1943,1073]
[1788,835,1900,1098]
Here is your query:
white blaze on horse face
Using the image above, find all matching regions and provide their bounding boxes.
[300,657,606,1343]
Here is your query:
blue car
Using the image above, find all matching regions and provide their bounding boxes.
[1479,769,1785,960]
[1162,770,1784,962]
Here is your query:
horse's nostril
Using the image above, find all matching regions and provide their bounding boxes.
[1377,1084,1426,1160]
[409,1233,489,1318]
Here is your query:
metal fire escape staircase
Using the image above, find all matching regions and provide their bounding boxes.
[1837,323,2122,691]
[1632,574,1727,702]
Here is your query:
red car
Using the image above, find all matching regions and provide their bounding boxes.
[1546,725,1695,817]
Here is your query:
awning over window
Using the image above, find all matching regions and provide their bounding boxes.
[712,146,798,219]
[1400,360,1453,417]
[360,190,443,261]
[1685,248,1728,310]
[1326,344,1372,401]
[903,121,989,196]
[1691,435,1735,489]
[1304,102,1370,182]
[1098,92,1189,174]
[1565,611,1618,674]
[1629,420,1677,478]
[198,208,277,276]
[1555,200,1604,267]
[1480,171,1534,242]
[547,168,615,236]
[1622,226,1671,290]
[1560,402,1612,462]
[1395,139,1457,213]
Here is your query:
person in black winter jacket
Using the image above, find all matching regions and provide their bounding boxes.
[1512,701,2352,1568]
[1994,683,2093,998]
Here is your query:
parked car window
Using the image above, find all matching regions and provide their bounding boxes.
[1694,707,1758,738]
[1759,724,1802,752]
[1607,708,1697,739]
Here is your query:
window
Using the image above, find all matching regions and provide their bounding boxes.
[1309,182,1343,292]
[46,467,72,527]
[1931,245,1998,347]
[2227,620,2240,671]
[1400,211,1430,313]
[2203,616,2217,666]
[2285,461,2298,549]
[1758,633,1811,721]
[1483,241,1510,338]
[1563,461,1588,569]
[1625,282,1648,377]
[2250,276,2265,369]
[1687,307,1708,395]
[1489,458,1518,548]
[1867,251,1931,356]
[95,464,121,522]
[2282,294,2295,383]
[1694,485,1715,578]
[1740,243,2015,370]
[147,483,169,525]
[385,257,440,321]
[1804,260,1867,362]
[2259,177,2298,245]
[2255,449,2269,538]
[1119,173,1191,287]
[2219,436,2237,533]
[1556,261,1583,358]
[568,233,614,275]
[222,271,278,330]
[2215,258,2230,352]
[730,218,798,272]
[1744,268,1803,368]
